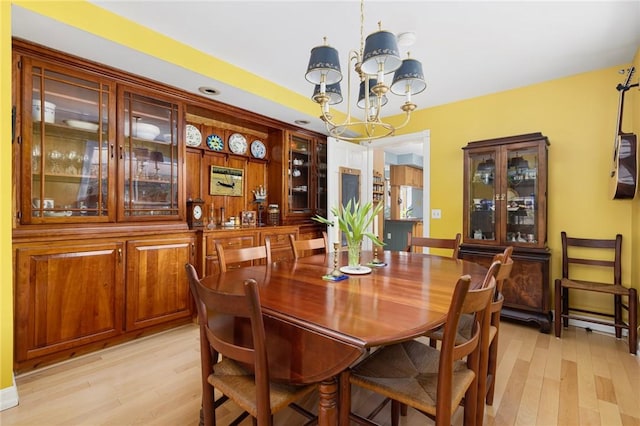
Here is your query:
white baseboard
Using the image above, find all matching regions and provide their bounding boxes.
[564,316,640,353]
[0,374,19,411]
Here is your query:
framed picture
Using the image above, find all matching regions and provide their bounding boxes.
[210,166,243,196]
[241,210,256,227]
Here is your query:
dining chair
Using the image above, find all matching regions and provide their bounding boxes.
[394,257,503,425]
[340,273,496,426]
[554,232,637,354]
[289,231,329,260]
[485,246,514,407]
[185,263,317,426]
[406,232,462,259]
[215,237,272,272]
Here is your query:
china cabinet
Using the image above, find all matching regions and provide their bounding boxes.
[459,132,552,331]
[18,55,182,224]
[269,130,327,224]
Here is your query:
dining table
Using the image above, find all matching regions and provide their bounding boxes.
[199,249,489,425]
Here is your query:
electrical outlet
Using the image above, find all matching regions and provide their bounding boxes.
[431,209,442,219]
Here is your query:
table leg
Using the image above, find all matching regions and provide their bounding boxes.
[317,376,338,426]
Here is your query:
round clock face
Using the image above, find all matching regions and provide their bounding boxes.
[229,133,248,154]
[193,205,203,220]
[250,140,267,159]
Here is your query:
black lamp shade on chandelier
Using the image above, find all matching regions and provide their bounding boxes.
[361,29,402,76]
[313,83,343,105]
[357,79,387,109]
[306,44,342,86]
[390,57,427,98]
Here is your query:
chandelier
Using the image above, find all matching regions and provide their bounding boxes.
[305,0,426,142]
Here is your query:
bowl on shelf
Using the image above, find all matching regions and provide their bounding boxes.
[125,122,160,140]
[32,100,56,123]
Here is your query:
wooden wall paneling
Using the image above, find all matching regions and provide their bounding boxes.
[185,149,203,200]
[245,159,266,211]
[226,155,248,219]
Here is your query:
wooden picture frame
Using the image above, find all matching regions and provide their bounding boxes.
[209,166,243,196]
[241,210,256,227]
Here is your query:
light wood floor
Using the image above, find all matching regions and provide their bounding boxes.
[2,321,639,426]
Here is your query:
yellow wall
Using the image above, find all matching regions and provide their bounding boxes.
[1,0,14,391]
[2,1,639,392]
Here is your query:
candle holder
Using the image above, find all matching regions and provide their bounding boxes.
[372,238,382,264]
[331,242,342,277]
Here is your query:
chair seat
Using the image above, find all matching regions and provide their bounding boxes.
[349,340,475,417]
[208,357,317,418]
[559,278,632,296]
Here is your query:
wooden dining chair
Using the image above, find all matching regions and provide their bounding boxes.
[485,246,514,407]
[554,232,637,354]
[185,263,317,426]
[410,256,505,424]
[406,232,462,259]
[340,273,496,426]
[289,231,329,260]
[215,238,272,272]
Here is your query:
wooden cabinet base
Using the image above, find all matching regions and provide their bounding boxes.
[13,231,196,373]
[459,243,552,333]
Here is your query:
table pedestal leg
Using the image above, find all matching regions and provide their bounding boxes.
[317,376,338,426]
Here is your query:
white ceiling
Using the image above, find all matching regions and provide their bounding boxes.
[11,1,640,141]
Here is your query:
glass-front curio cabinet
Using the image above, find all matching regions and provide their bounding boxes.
[21,59,181,224]
[460,133,552,332]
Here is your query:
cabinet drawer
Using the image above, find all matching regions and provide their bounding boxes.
[262,231,293,248]
[207,235,255,255]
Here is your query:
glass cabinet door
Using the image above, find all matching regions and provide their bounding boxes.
[26,60,114,223]
[120,90,179,219]
[467,150,497,242]
[463,134,548,248]
[288,133,312,215]
[315,140,327,217]
[504,144,540,244]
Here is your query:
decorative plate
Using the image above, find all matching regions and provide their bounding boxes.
[250,140,267,159]
[229,133,248,155]
[186,124,202,147]
[206,134,224,151]
[339,265,372,275]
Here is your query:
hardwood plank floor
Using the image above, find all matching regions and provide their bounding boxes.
[1,321,639,425]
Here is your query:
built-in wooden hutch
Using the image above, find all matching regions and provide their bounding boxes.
[11,39,326,372]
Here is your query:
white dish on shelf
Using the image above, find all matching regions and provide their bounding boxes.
[339,265,372,275]
[44,211,73,217]
[64,119,99,131]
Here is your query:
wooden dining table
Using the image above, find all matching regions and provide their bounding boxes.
[199,249,488,425]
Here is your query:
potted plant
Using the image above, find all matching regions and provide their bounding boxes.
[312,199,384,268]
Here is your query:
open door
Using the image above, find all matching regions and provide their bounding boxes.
[326,137,369,247]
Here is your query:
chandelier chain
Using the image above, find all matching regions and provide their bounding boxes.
[359,0,365,58]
